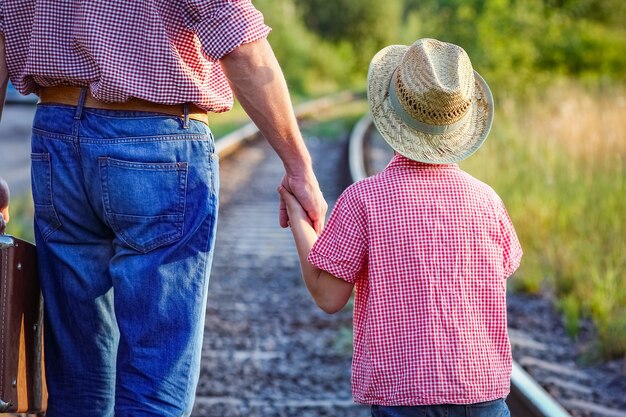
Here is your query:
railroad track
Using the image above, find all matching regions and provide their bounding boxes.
[191,94,366,417]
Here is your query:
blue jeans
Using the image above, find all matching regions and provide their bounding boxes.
[31,102,219,417]
[371,399,510,417]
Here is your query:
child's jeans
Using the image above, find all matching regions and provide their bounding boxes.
[371,398,510,417]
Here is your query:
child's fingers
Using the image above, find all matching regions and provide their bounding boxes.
[278,193,289,228]
[278,186,308,220]
[278,185,298,206]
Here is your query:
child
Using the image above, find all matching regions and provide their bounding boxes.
[280,38,522,417]
[0,176,9,233]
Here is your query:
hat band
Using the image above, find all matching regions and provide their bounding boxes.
[388,74,471,135]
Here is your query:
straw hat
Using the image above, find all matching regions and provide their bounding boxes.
[367,38,494,164]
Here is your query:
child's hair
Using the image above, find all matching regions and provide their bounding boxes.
[0,177,9,209]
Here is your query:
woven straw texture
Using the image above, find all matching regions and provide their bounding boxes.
[367,39,494,164]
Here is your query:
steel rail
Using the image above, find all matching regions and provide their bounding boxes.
[347,114,573,417]
[215,91,358,158]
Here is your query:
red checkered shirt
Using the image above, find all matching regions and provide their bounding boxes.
[0,0,271,112]
[308,154,522,406]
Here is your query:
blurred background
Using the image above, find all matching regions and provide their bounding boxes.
[2,0,625,361]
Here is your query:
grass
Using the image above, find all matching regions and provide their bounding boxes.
[461,81,626,359]
[4,191,34,242]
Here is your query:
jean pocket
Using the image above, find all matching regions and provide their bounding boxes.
[99,157,188,253]
[31,152,62,241]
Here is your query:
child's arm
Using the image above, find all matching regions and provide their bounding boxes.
[279,186,354,314]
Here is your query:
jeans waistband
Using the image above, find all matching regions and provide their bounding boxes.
[39,86,209,126]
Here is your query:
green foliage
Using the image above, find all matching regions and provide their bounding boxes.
[403,0,626,95]
[256,0,626,97]
[254,0,365,96]
[543,0,626,29]
[4,193,34,243]
[559,294,581,339]
[293,0,403,67]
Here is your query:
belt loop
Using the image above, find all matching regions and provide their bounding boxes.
[182,103,190,129]
[74,87,88,120]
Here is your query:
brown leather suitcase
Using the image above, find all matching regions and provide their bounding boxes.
[0,234,47,415]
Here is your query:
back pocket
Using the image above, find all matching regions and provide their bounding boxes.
[99,157,188,253]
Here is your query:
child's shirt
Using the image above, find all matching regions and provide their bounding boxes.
[308,154,522,406]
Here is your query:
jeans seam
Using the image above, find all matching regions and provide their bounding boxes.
[179,198,218,415]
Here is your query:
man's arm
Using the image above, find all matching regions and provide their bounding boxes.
[0,34,9,121]
[220,38,327,234]
[279,186,353,314]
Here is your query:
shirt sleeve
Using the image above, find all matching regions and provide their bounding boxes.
[182,0,271,60]
[308,187,369,284]
[0,0,4,35]
[498,201,523,277]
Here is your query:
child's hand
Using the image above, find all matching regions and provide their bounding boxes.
[278,185,314,230]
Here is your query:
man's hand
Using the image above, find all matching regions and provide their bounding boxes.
[279,172,326,235]
[278,185,310,228]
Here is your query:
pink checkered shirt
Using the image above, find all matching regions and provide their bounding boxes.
[308,154,522,406]
[0,0,270,112]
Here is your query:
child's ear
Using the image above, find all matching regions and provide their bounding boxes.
[1,206,8,224]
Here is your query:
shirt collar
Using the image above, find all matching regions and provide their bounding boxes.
[385,153,459,172]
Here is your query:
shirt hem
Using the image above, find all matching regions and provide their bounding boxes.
[353,390,510,406]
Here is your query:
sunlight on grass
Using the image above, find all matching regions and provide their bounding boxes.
[462,82,625,358]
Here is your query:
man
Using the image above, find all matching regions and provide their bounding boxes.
[0,1,327,416]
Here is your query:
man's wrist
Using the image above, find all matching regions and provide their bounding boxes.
[283,154,313,178]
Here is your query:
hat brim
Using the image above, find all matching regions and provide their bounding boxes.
[367,44,494,164]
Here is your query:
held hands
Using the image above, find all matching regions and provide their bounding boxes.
[278,185,314,231]
[278,172,327,235]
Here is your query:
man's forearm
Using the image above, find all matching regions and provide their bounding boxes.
[220,38,312,175]
[220,38,327,233]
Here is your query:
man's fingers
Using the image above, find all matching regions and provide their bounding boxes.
[278,192,289,228]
